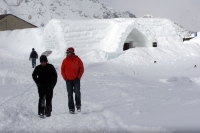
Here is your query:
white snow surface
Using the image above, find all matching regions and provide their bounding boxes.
[0,18,188,59]
[0,19,200,133]
[0,0,135,27]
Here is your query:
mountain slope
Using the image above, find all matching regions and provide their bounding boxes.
[0,0,136,27]
[0,0,193,36]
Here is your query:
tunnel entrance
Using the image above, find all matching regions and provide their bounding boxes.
[123,42,134,51]
[123,43,129,51]
[120,28,151,52]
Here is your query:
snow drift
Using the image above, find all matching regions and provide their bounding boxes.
[0,18,185,60]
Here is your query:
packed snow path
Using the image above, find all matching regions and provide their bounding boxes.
[0,56,174,133]
[0,34,200,133]
[0,51,200,132]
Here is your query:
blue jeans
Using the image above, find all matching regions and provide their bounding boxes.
[66,78,81,110]
[32,58,36,68]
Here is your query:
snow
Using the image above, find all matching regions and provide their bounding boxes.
[0,18,200,133]
[0,0,134,27]
[30,18,187,58]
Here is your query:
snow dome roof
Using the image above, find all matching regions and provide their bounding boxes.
[42,18,182,55]
[0,18,183,59]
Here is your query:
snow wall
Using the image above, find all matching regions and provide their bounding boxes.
[0,18,182,59]
[42,18,182,56]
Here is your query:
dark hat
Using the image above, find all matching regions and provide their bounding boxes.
[40,55,48,63]
[32,48,35,51]
[66,47,75,54]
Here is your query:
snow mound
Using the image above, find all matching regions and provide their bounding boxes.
[113,43,200,66]
[0,18,197,64]
[191,77,200,85]
[166,77,193,85]
[81,50,107,67]
[0,28,43,56]
[42,18,182,58]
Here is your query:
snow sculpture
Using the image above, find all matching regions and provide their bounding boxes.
[42,18,181,56]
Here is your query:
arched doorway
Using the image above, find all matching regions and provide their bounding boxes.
[120,28,151,51]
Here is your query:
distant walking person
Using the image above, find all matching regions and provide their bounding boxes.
[61,47,84,114]
[29,48,38,68]
[32,55,57,118]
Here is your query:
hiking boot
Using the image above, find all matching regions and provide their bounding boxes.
[69,109,75,114]
[45,112,51,117]
[38,110,44,116]
[45,107,52,117]
[77,106,81,112]
[39,113,44,116]
[39,113,45,118]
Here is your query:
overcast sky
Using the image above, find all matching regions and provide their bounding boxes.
[101,0,200,31]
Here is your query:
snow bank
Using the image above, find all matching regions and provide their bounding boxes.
[166,77,193,85]
[113,42,200,66]
[0,18,191,62]
[0,28,43,57]
[42,18,182,56]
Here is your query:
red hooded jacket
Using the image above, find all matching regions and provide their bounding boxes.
[61,55,84,80]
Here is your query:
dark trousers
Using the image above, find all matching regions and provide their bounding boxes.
[38,86,53,115]
[32,58,36,68]
[66,78,81,110]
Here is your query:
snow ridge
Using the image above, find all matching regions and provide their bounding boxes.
[0,0,136,27]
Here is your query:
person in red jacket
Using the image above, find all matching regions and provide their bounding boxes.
[61,47,84,114]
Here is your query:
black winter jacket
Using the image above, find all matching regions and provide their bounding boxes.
[29,50,38,59]
[32,63,57,87]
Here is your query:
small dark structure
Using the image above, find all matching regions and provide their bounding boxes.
[183,37,194,42]
[153,42,157,47]
[0,14,37,31]
[123,42,134,51]
[123,43,130,51]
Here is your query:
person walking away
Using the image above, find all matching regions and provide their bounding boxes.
[61,47,84,114]
[32,55,57,118]
[29,48,38,68]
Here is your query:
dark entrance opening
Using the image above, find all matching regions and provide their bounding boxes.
[153,42,157,47]
[123,43,130,51]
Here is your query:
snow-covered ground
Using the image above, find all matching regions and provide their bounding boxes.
[0,20,200,133]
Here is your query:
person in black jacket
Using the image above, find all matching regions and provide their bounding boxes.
[29,48,38,68]
[32,55,57,117]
